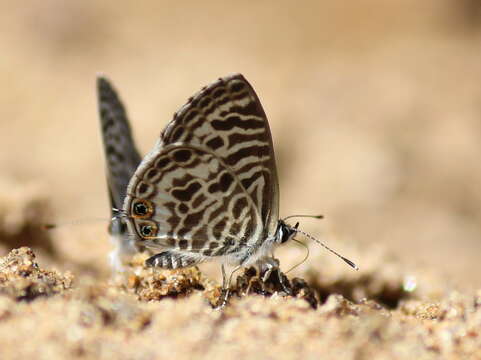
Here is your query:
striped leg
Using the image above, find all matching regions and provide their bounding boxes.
[260,257,292,295]
[216,264,242,309]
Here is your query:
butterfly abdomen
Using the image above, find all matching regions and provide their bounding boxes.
[146,251,201,269]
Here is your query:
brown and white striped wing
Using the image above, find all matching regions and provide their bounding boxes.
[124,144,263,257]
[159,74,279,237]
[97,76,142,211]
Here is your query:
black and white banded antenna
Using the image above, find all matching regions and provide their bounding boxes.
[283,214,324,221]
[282,214,359,271]
[297,228,359,270]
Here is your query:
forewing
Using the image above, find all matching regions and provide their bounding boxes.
[160,74,279,236]
[97,76,142,211]
[124,144,263,257]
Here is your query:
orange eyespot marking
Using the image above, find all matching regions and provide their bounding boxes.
[131,199,154,219]
[137,222,158,239]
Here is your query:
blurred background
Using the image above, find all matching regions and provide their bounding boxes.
[1,0,480,290]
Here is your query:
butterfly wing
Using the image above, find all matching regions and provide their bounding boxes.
[97,76,143,269]
[97,76,142,212]
[123,74,280,267]
[158,74,279,238]
[123,144,263,263]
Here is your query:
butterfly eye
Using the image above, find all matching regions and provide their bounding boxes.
[132,199,154,218]
[278,221,297,244]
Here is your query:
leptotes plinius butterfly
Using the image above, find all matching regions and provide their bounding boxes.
[97,77,142,270]
[115,74,357,300]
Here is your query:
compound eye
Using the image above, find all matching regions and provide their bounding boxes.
[278,221,297,244]
[132,199,154,218]
[281,229,292,243]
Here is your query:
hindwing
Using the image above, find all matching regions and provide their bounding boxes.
[124,144,263,257]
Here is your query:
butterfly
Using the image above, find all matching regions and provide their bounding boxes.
[98,74,357,301]
[97,76,142,271]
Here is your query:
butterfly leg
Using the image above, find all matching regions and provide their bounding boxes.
[218,264,229,307]
[245,274,258,295]
[217,264,241,308]
[260,258,292,295]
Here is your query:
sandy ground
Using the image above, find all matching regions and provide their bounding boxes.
[1,1,481,359]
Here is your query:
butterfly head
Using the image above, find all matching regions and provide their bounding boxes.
[276,220,299,244]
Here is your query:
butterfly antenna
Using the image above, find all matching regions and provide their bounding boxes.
[285,238,310,274]
[283,214,324,221]
[295,229,359,271]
